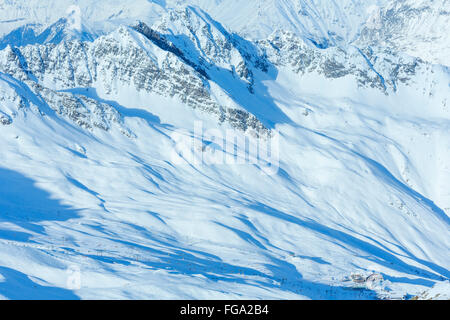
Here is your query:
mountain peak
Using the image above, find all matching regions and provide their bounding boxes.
[0,1,449,301]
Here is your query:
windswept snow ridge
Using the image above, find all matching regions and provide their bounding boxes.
[0,1,449,300]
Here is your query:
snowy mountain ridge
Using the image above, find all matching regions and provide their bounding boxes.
[0,1,449,300]
[1,0,448,65]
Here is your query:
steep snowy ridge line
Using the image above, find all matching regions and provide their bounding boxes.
[0,22,271,136]
[131,21,209,79]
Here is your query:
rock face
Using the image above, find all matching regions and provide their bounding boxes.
[357,0,450,66]
[0,18,95,51]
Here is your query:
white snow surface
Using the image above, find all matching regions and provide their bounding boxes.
[0,1,449,300]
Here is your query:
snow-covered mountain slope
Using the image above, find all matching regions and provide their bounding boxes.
[357,0,450,66]
[0,18,96,50]
[0,0,165,36]
[2,0,448,65]
[0,2,449,300]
